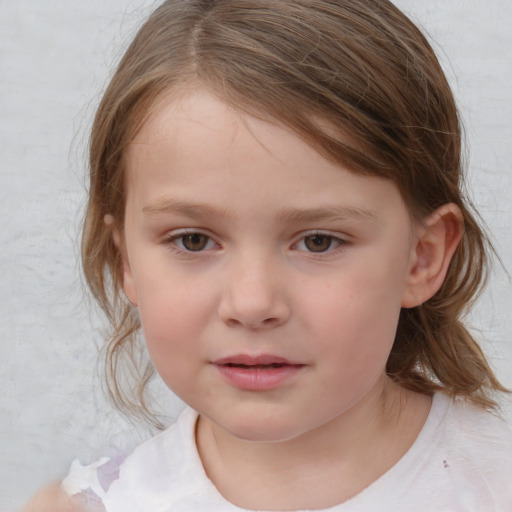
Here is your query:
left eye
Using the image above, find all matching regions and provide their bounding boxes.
[170,233,216,252]
[296,234,343,253]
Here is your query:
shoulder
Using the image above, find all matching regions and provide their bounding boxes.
[62,407,216,511]
[107,406,197,489]
[442,394,512,461]
[373,393,512,511]
[433,393,512,505]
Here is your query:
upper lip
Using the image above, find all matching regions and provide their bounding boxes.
[212,354,303,366]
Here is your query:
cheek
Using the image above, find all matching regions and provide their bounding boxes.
[301,259,407,364]
[133,268,215,372]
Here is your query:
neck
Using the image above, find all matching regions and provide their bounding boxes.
[196,379,432,510]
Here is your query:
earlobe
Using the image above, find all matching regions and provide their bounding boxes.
[104,214,139,306]
[401,204,463,308]
[120,255,139,307]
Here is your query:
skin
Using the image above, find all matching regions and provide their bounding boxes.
[115,89,462,509]
[22,483,101,512]
[24,89,462,510]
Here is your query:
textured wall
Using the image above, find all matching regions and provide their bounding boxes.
[1,1,511,509]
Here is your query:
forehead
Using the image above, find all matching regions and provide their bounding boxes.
[124,90,409,224]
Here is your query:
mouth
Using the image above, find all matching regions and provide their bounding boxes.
[212,354,305,390]
[213,354,302,367]
[223,362,291,369]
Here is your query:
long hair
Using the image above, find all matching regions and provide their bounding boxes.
[82,0,507,425]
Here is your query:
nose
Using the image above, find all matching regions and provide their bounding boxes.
[218,253,291,330]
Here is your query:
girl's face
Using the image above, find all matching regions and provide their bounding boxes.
[120,90,420,442]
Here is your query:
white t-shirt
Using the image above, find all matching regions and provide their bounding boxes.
[62,393,512,511]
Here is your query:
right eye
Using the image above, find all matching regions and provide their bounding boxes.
[166,232,217,252]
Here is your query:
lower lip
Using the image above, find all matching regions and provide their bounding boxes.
[215,364,304,391]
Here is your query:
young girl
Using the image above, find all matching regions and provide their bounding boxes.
[25,0,512,510]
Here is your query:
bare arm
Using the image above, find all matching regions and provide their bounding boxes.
[22,483,105,512]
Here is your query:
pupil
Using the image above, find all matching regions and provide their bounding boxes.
[183,234,208,251]
[305,235,331,252]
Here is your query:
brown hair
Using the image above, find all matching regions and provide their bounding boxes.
[82,0,507,425]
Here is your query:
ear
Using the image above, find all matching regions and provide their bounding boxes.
[401,204,463,308]
[104,214,138,306]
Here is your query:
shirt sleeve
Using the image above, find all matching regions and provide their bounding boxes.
[61,456,125,501]
[61,458,110,498]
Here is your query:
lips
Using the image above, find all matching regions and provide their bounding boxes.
[214,354,300,366]
[212,354,305,391]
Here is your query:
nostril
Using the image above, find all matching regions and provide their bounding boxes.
[247,316,281,329]
[226,318,243,328]
[224,316,280,329]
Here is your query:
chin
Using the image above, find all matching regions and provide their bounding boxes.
[219,415,306,444]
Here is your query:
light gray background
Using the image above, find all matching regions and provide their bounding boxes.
[1,1,511,509]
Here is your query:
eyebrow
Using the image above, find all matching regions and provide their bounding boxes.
[143,198,231,219]
[143,198,377,223]
[275,206,377,223]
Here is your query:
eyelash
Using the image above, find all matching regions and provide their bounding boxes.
[293,232,347,254]
[163,231,219,253]
[162,230,348,255]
